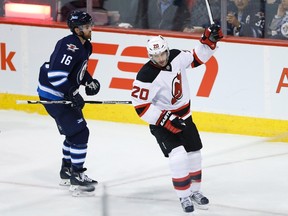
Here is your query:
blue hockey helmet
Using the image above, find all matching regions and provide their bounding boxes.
[67,10,93,33]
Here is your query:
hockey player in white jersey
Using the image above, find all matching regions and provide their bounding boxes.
[131,24,223,213]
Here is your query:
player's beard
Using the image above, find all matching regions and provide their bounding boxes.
[84,31,92,41]
[157,59,168,67]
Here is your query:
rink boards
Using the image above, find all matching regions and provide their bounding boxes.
[0,21,287,141]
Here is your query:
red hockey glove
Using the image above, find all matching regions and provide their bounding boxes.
[200,24,223,50]
[156,111,186,134]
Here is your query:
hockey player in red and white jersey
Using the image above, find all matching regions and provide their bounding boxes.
[131,24,223,213]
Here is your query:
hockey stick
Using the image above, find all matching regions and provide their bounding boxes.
[204,0,214,25]
[16,100,132,105]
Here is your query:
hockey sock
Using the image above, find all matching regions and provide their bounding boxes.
[70,142,87,171]
[66,127,89,171]
[187,150,202,193]
[168,146,191,198]
[62,139,71,163]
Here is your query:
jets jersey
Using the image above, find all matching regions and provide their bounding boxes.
[131,44,216,125]
[37,34,93,100]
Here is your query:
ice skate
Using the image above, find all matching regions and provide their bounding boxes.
[180,196,194,213]
[190,192,209,210]
[69,168,98,197]
[59,166,71,186]
[59,159,71,186]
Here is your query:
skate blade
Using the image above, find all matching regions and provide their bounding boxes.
[192,202,209,210]
[182,212,195,216]
[59,179,70,186]
[69,185,96,197]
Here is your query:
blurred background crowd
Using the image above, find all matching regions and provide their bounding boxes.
[1,0,288,40]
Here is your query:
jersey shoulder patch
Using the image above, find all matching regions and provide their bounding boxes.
[136,62,161,83]
[61,35,82,53]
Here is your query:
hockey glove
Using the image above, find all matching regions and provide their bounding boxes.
[200,24,223,50]
[156,111,186,134]
[66,87,85,110]
[85,79,100,96]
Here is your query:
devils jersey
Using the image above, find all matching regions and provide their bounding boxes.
[37,34,93,100]
[131,44,216,125]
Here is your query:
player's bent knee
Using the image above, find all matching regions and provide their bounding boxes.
[53,107,88,137]
[67,127,89,144]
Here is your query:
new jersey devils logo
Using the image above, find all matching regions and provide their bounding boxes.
[171,72,183,104]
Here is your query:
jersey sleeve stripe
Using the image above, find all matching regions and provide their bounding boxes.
[171,102,191,118]
[48,71,69,78]
[50,77,68,86]
[191,49,203,68]
[135,103,151,117]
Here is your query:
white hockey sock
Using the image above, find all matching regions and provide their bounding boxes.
[168,146,191,198]
[187,150,202,193]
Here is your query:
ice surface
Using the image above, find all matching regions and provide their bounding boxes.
[0,110,288,216]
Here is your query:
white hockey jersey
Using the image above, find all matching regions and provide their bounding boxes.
[131,43,216,125]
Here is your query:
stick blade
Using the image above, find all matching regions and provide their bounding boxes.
[16,100,29,104]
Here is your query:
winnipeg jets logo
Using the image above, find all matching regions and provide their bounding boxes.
[171,72,183,105]
[71,15,78,20]
[67,43,79,52]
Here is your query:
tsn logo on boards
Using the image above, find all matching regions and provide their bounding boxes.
[0,41,218,97]
[88,42,219,97]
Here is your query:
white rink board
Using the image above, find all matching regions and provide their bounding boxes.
[0,23,287,120]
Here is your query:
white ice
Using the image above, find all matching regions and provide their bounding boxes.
[0,110,287,216]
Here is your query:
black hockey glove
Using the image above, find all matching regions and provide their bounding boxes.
[200,24,223,50]
[66,87,85,110]
[156,111,186,134]
[85,79,100,96]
